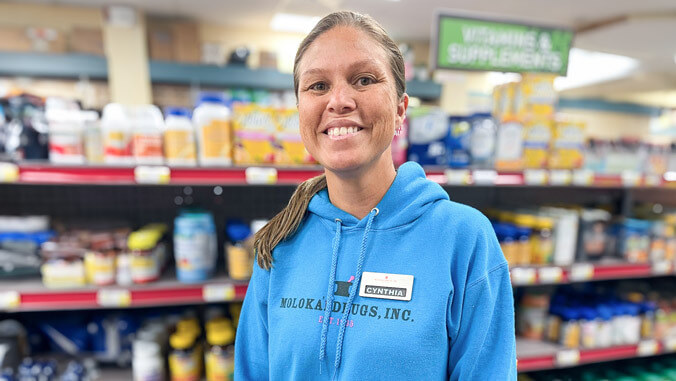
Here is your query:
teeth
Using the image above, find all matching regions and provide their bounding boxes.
[327,127,361,136]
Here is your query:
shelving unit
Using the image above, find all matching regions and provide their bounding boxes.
[4,162,676,189]
[0,273,247,312]
[517,338,676,372]
[0,51,443,101]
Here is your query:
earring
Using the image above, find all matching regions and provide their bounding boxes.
[394,127,402,136]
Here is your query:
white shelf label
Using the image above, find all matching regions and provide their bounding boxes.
[0,291,20,310]
[445,169,471,185]
[524,169,548,185]
[637,339,659,356]
[621,170,642,187]
[549,170,572,186]
[510,267,537,285]
[652,260,672,275]
[556,349,580,367]
[203,284,236,302]
[569,264,594,282]
[134,166,170,184]
[472,170,497,185]
[97,289,131,307]
[538,267,563,284]
[0,163,19,183]
[572,169,594,186]
[245,167,278,185]
[664,336,676,352]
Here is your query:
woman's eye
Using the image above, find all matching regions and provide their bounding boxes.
[310,82,327,91]
[358,77,374,86]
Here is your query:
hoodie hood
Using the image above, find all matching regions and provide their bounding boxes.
[307,161,449,229]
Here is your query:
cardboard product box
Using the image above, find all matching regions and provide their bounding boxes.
[69,27,104,56]
[171,22,200,63]
[148,27,173,61]
[232,104,277,165]
[0,26,32,52]
[202,42,225,65]
[27,27,66,53]
[548,119,586,169]
[523,116,554,169]
[259,50,278,70]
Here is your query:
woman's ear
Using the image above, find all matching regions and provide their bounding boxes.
[395,93,409,128]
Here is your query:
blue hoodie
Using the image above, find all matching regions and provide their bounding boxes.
[235,162,517,380]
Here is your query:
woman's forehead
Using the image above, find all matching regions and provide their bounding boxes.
[299,27,389,76]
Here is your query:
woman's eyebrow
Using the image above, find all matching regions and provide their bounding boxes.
[301,59,383,78]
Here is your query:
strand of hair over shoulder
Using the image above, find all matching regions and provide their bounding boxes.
[254,174,327,269]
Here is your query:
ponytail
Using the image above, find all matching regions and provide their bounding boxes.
[254,174,327,269]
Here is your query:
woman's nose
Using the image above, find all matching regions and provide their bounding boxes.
[326,83,356,114]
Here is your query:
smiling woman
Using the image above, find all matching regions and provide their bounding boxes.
[234,11,517,381]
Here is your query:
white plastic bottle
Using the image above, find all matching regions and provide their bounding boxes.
[133,105,165,165]
[132,339,165,381]
[46,108,86,164]
[164,107,197,167]
[193,94,232,166]
[101,104,134,165]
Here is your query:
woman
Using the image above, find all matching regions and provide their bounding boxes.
[235,11,516,380]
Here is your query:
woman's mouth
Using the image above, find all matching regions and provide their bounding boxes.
[324,126,364,140]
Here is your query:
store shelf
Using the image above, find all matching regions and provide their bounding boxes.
[150,60,294,90]
[6,163,676,188]
[10,163,324,185]
[517,338,675,372]
[0,52,107,80]
[0,273,248,312]
[0,52,442,100]
[510,261,673,286]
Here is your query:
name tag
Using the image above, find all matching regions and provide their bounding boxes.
[359,272,414,301]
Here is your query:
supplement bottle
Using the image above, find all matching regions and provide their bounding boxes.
[205,323,235,381]
[169,332,199,381]
[164,107,197,167]
[193,94,232,166]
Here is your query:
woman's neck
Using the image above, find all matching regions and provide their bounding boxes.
[324,152,397,220]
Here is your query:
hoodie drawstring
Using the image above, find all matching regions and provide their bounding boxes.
[319,218,342,374]
[321,207,378,379]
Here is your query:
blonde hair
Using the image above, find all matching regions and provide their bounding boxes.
[254,11,405,269]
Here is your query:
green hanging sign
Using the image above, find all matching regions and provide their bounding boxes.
[434,14,574,75]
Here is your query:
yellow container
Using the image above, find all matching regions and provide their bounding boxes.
[232,104,277,165]
[205,324,235,381]
[513,214,537,265]
[169,333,200,381]
[523,118,553,169]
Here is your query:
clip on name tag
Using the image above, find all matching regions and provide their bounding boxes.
[359,271,414,301]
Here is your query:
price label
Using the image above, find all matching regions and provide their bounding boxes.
[524,169,548,185]
[555,349,580,367]
[538,267,563,284]
[445,169,471,185]
[569,264,594,282]
[510,267,537,285]
[549,170,572,186]
[472,170,497,185]
[97,289,131,307]
[637,339,659,356]
[0,291,20,310]
[203,284,236,302]
[621,170,642,187]
[652,260,672,275]
[644,174,661,187]
[245,167,278,185]
[572,169,594,186]
[664,336,676,352]
[0,163,19,183]
[134,166,170,184]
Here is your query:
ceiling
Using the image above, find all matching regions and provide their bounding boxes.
[12,0,676,106]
